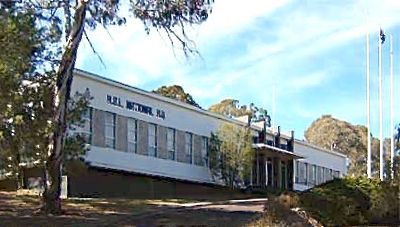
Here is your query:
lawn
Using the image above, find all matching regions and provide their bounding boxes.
[0,191,264,226]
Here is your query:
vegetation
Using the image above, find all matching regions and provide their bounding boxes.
[0,5,59,189]
[299,174,399,226]
[208,123,253,188]
[153,85,201,108]
[2,0,215,214]
[304,115,391,176]
[208,99,271,125]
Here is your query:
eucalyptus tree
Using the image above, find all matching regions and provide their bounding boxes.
[208,123,253,189]
[8,0,215,214]
[153,85,202,108]
[0,4,61,189]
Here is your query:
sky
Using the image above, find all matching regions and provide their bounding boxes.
[76,0,400,139]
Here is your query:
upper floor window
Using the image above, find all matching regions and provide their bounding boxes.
[127,118,137,153]
[185,132,193,164]
[105,112,115,148]
[201,136,209,166]
[167,128,175,160]
[148,124,157,157]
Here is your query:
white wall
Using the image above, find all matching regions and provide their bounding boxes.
[293,141,347,191]
[71,72,258,137]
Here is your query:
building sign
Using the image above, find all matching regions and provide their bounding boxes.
[107,94,166,120]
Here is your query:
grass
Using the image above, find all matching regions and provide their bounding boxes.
[0,190,263,226]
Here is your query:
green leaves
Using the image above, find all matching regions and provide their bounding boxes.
[208,123,253,188]
[153,85,202,108]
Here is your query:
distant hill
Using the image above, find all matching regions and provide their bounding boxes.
[304,115,389,176]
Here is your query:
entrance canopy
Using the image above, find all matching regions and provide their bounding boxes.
[252,143,304,160]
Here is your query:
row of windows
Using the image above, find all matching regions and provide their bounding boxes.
[79,109,209,167]
[295,160,340,186]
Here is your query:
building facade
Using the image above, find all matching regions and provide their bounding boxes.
[67,69,347,195]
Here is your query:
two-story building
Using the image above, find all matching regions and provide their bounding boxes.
[63,69,348,198]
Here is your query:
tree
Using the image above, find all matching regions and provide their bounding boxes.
[304,115,391,177]
[153,85,201,108]
[208,99,271,126]
[6,0,214,214]
[0,4,60,189]
[208,123,253,188]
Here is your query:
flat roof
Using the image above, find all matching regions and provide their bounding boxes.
[253,143,304,159]
[74,69,346,159]
[294,139,347,158]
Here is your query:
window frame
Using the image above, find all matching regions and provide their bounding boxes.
[148,123,157,157]
[127,118,138,153]
[185,132,193,164]
[167,128,176,160]
[104,112,116,149]
[201,136,209,166]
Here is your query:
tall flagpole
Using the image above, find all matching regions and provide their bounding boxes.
[366,33,372,178]
[272,85,276,132]
[378,29,384,181]
[390,34,394,176]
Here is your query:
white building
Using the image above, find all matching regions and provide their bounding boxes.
[68,69,347,196]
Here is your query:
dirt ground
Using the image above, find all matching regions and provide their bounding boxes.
[0,191,265,227]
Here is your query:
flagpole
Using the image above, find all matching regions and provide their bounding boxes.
[272,85,276,132]
[366,33,372,178]
[378,30,384,181]
[390,34,394,177]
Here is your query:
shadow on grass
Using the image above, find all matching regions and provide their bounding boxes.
[0,191,261,227]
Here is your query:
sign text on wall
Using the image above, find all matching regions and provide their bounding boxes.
[107,95,166,120]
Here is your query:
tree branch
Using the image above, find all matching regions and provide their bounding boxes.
[83,29,106,69]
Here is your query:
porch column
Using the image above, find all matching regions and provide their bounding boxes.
[277,158,282,189]
[256,150,259,186]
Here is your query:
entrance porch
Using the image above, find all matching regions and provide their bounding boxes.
[250,144,303,191]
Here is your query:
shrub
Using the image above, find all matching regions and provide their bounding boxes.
[299,177,399,226]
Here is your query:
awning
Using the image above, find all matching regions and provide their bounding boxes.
[252,143,304,159]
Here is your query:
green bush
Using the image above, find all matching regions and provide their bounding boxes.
[299,177,399,226]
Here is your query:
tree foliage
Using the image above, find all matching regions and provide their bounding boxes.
[0,5,59,188]
[153,85,201,108]
[208,123,253,188]
[208,99,270,125]
[305,115,391,177]
[3,0,215,214]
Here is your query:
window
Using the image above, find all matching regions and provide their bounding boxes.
[296,161,307,185]
[324,167,333,182]
[201,137,208,166]
[311,165,317,186]
[127,118,137,153]
[328,169,333,181]
[105,112,115,148]
[295,161,300,183]
[304,162,309,185]
[185,132,193,164]
[81,107,92,144]
[167,128,175,160]
[148,124,157,157]
[317,166,323,185]
[333,170,340,178]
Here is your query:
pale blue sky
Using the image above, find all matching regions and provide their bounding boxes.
[76,0,400,139]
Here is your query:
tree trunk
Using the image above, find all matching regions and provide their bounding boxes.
[41,0,88,214]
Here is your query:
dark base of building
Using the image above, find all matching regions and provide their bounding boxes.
[0,161,251,200]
